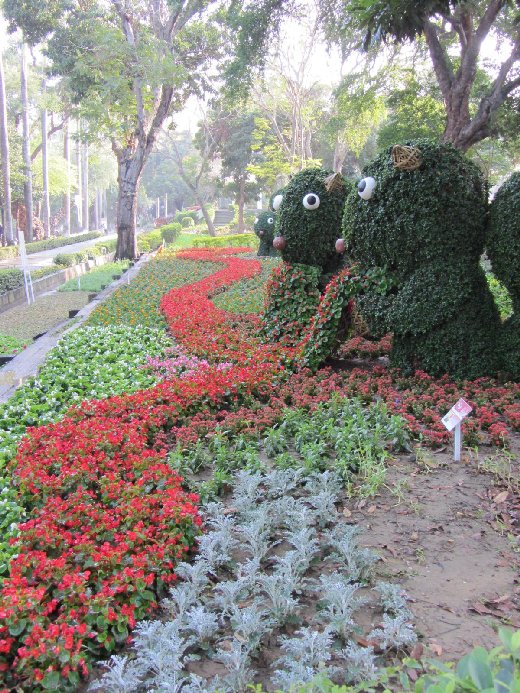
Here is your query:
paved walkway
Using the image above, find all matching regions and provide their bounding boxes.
[0,253,151,403]
[0,232,118,270]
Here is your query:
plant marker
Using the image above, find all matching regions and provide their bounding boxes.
[441,398,473,461]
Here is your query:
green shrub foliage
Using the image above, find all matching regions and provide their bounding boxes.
[343,140,501,379]
[254,211,278,256]
[160,222,182,244]
[488,171,520,379]
[276,169,351,275]
[263,263,321,346]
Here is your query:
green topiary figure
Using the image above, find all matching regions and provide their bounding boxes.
[263,169,353,348]
[343,140,501,379]
[253,211,278,256]
[273,169,351,282]
[487,171,520,379]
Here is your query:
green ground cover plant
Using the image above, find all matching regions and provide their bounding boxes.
[86,253,217,328]
[58,261,130,292]
[0,334,29,355]
[212,258,279,314]
[486,272,514,321]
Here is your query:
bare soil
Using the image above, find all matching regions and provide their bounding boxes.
[347,441,520,659]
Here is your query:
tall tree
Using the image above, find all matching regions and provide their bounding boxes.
[20,41,34,241]
[321,0,520,151]
[214,110,260,232]
[0,41,14,244]
[5,0,226,258]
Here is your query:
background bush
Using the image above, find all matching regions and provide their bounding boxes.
[191,233,258,249]
[160,222,182,244]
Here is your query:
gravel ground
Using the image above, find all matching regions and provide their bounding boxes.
[0,292,90,341]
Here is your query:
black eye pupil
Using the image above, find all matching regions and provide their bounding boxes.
[307,195,316,205]
[358,180,366,192]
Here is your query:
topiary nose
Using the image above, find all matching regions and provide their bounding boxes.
[273,236,286,250]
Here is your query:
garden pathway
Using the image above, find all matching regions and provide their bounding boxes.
[0,254,151,402]
[0,231,118,270]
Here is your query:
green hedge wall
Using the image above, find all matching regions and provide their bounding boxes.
[191,233,258,248]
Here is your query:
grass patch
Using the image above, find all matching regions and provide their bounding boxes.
[58,261,130,292]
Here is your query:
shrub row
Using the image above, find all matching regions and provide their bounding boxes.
[191,233,258,249]
[0,268,60,295]
[0,232,103,260]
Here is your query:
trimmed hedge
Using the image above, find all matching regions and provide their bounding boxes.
[344,140,501,379]
[160,222,182,244]
[191,233,258,249]
[0,231,103,261]
[181,216,195,228]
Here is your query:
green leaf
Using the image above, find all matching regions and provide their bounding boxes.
[466,647,494,689]
[8,618,27,636]
[42,671,61,690]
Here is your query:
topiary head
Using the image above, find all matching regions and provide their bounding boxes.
[274,168,351,270]
[342,140,487,277]
[254,210,277,244]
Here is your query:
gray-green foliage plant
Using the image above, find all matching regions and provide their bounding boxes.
[94,467,414,691]
[487,171,520,379]
[343,139,502,379]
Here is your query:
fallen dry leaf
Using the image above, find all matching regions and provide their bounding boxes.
[410,531,419,541]
[493,491,509,504]
[342,508,352,518]
[367,505,377,514]
[429,642,443,656]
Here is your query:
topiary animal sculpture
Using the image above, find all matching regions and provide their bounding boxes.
[254,211,278,257]
[273,168,351,283]
[342,140,501,380]
[263,169,353,349]
[487,171,520,379]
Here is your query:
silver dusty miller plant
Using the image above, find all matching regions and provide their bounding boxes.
[98,466,416,691]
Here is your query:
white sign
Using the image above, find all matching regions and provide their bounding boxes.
[441,398,472,432]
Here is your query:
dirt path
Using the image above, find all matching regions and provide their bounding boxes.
[349,443,520,658]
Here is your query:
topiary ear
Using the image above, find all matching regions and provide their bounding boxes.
[324,172,345,193]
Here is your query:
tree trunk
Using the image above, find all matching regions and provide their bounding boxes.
[114,150,144,259]
[41,82,51,238]
[64,121,71,236]
[81,139,89,230]
[197,196,216,237]
[0,48,14,245]
[236,176,246,233]
[21,41,33,242]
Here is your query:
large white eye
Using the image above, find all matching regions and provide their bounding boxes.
[357,176,376,200]
[254,217,259,224]
[272,194,283,211]
[267,217,274,224]
[303,193,320,210]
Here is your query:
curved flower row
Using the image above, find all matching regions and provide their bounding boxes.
[0,248,279,691]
